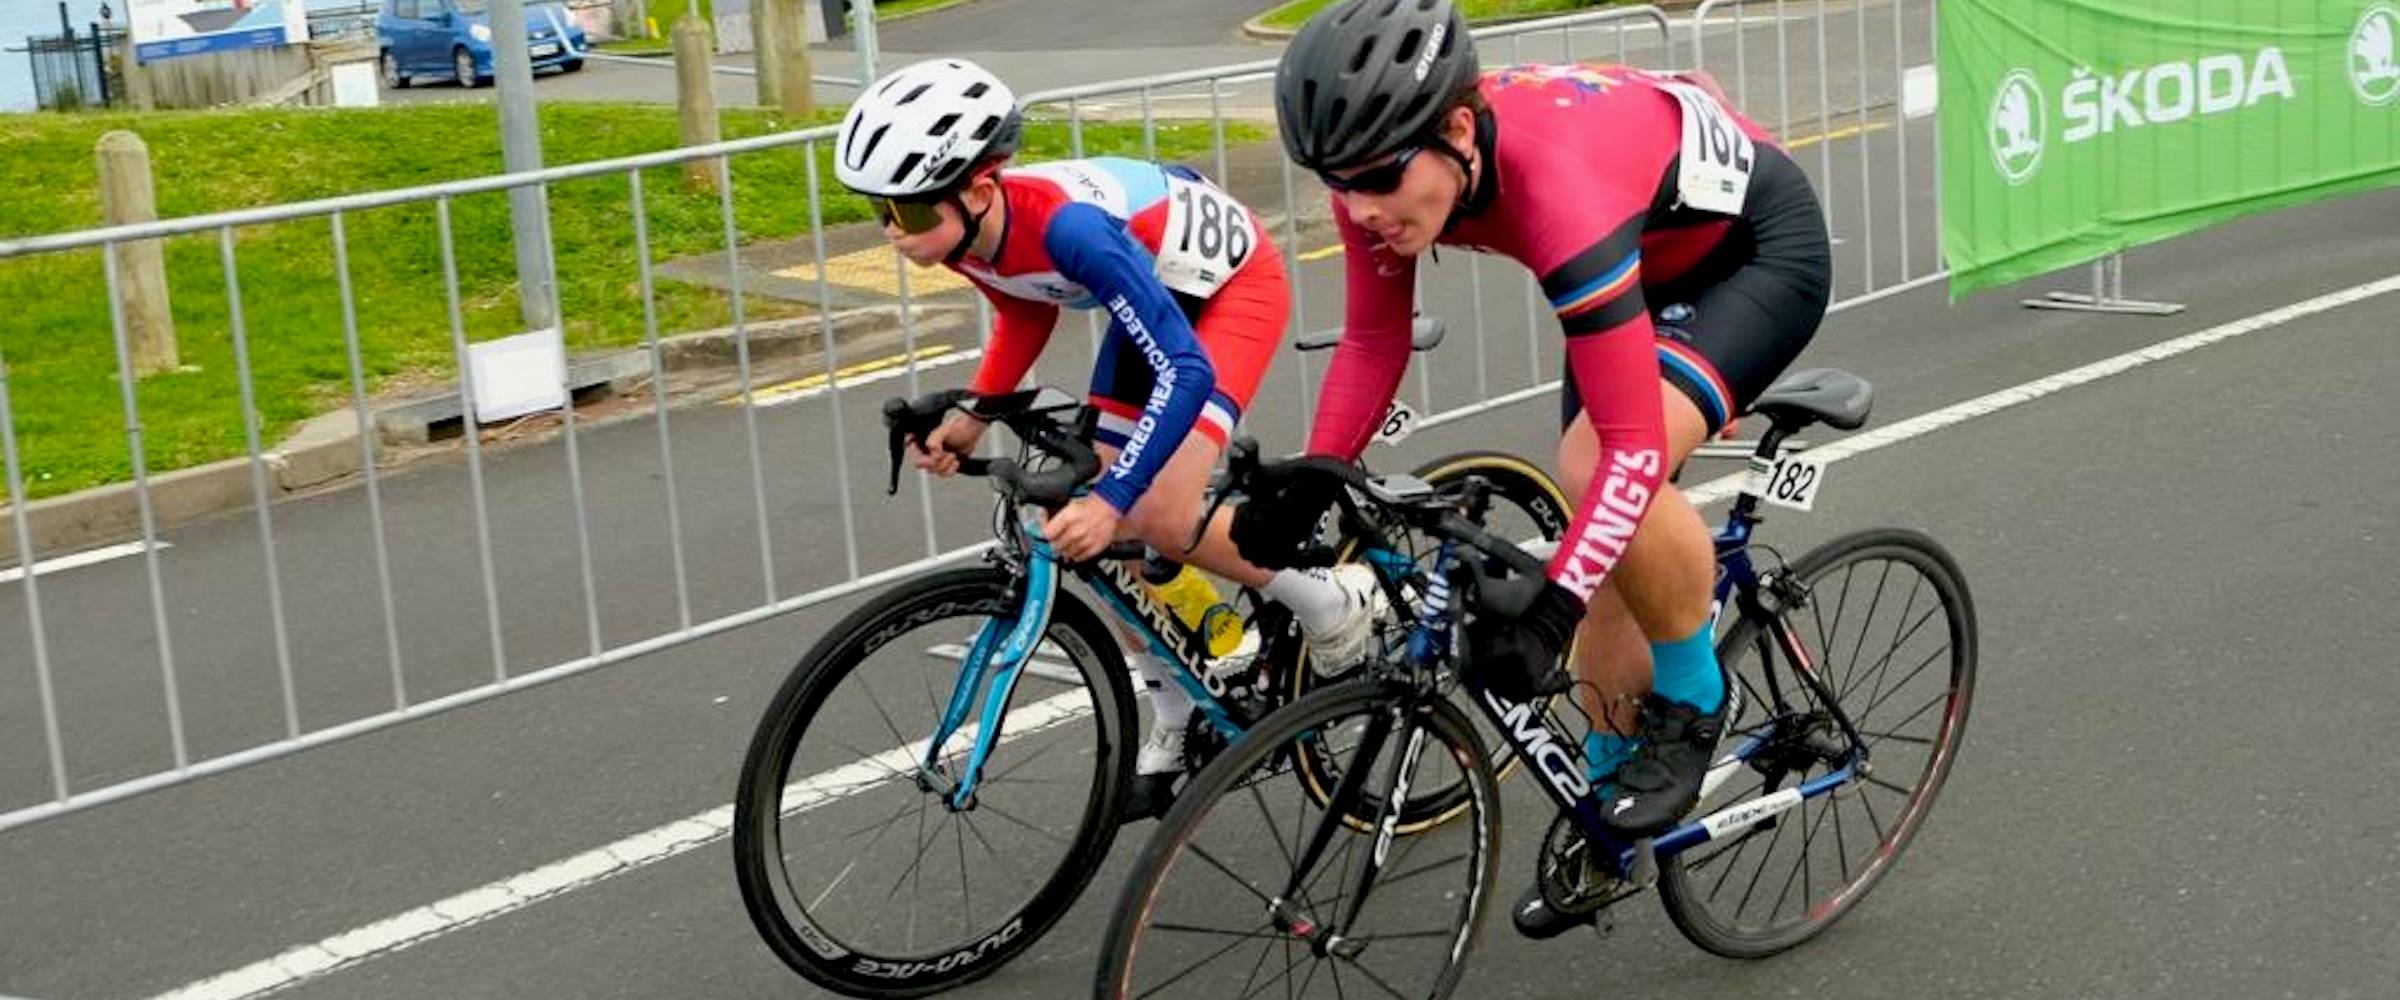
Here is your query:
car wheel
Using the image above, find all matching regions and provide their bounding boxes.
[454,47,484,88]
[560,58,584,73]
[381,49,408,89]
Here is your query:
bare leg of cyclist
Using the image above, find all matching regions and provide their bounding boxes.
[1514,388,1732,935]
[1113,434,1269,590]
[1101,433,1385,809]
[1556,388,1715,739]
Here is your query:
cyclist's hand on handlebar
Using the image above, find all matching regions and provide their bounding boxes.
[1228,455,1356,570]
[1465,575,1585,702]
[1044,495,1124,563]
[911,411,987,477]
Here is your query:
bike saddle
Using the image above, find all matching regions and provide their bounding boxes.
[1747,368,1873,432]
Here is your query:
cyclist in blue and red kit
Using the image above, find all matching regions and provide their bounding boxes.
[834,59,1384,817]
[1242,0,1833,935]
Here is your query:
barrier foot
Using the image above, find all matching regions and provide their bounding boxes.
[2021,256,2185,315]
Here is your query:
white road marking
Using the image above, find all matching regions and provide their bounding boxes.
[0,541,169,586]
[144,271,2400,1000]
[1686,271,2400,504]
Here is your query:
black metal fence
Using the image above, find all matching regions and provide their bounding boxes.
[17,22,123,111]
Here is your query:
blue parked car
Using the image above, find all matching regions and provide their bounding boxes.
[378,0,588,89]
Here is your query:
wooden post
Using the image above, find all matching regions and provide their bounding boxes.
[750,0,782,107]
[772,0,814,116]
[673,16,721,193]
[96,131,178,379]
[119,32,154,112]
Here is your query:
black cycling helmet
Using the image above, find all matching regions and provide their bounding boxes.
[1275,0,1481,171]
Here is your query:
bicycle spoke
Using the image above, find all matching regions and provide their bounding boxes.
[804,795,927,909]
[1234,921,1279,1000]
[966,797,1076,847]
[1841,562,1890,695]
[1373,845,1470,891]
[1132,921,1280,1000]
[1725,800,1791,916]
[1856,727,1936,747]
[1838,601,1940,708]
[1228,942,1308,1000]
[1852,647,1949,722]
[834,795,927,844]
[1338,952,1421,1000]
[1181,841,1280,906]
[979,728,1072,782]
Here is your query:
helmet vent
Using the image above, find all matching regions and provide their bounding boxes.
[970,115,1002,141]
[849,123,889,167]
[1346,37,1374,73]
[1357,94,1390,130]
[930,112,962,136]
[891,152,925,186]
[898,82,934,105]
[963,81,991,99]
[1393,28,1423,66]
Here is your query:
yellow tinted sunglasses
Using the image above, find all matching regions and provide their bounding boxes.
[871,195,948,235]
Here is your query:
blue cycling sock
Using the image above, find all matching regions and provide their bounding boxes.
[1649,625,1725,714]
[1584,731,1638,784]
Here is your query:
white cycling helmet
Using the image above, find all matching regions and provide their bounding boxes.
[836,58,1025,197]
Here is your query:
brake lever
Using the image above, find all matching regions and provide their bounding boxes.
[882,398,913,496]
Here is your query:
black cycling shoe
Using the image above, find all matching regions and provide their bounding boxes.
[1118,771,1179,824]
[1599,691,1731,838]
[1510,882,1598,940]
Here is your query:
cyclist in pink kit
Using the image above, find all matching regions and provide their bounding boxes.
[1245,0,1832,935]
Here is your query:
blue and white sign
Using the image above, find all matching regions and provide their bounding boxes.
[130,0,306,62]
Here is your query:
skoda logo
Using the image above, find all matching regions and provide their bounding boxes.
[2354,3,2400,106]
[1988,69,2046,184]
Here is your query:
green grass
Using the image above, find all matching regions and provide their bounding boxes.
[1256,0,1626,32]
[0,103,1256,500]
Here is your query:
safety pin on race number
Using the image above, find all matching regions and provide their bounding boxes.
[1373,400,1418,446]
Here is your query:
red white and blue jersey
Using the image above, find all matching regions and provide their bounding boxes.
[955,157,1266,514]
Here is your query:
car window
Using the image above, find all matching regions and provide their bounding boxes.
[453,1,493,14]
[392,0,418,19]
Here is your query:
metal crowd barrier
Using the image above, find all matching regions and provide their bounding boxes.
[0,2,1939,832]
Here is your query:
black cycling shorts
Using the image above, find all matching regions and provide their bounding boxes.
[1563,141,1831,436]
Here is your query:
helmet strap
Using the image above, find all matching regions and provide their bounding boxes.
[1437,107,1500,235]
[945,169,1004,266]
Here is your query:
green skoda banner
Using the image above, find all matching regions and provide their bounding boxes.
[1940,0,2400,297]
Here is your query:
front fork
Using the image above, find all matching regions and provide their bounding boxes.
[924,517,1063,810]
[1269,702,1425,960]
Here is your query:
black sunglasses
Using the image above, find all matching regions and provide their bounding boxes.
[870,194,949,235]
[1317,145,1427,195]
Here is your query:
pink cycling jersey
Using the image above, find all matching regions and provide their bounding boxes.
[1308,65,1778,600]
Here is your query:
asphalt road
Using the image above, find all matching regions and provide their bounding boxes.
[8,2,2400,999]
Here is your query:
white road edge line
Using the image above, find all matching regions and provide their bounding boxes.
[0,541,169,586]
[1683,272,2400,504]
[144,271,2400,1000]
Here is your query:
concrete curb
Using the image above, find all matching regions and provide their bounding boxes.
[0,303,971,570]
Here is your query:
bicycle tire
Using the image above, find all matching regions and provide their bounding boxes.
[1096,679,1501,1000]
[1657,527,1978,958]
[1284,449,1569,834]
[734,565,1138,998]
